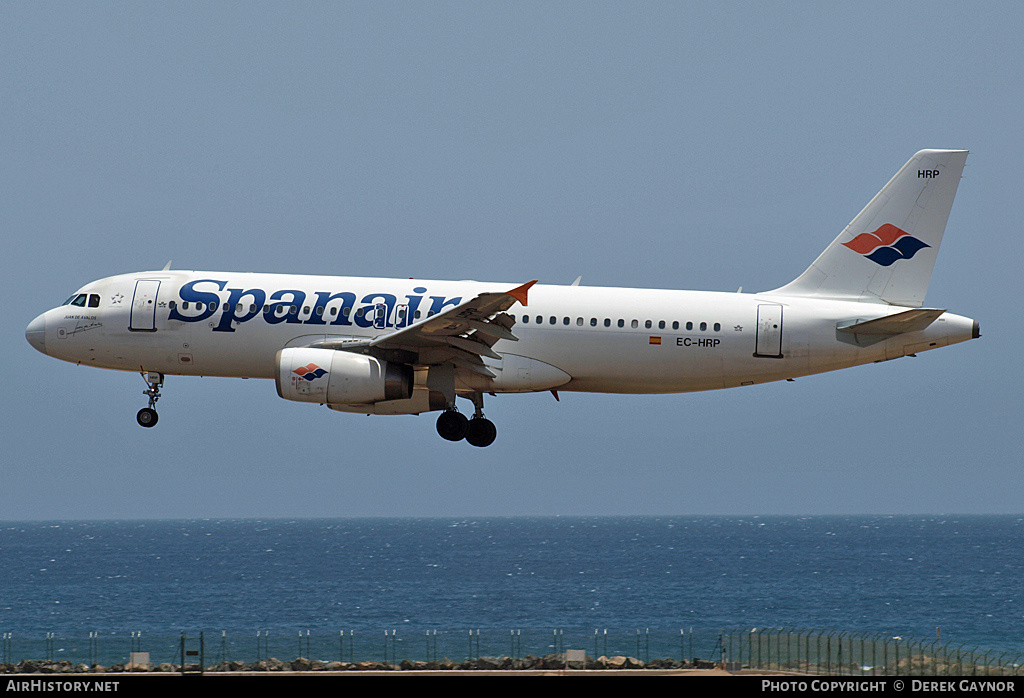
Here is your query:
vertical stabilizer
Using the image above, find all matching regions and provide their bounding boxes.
[768,149,968,307]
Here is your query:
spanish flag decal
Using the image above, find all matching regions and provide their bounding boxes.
[649,336,662,345]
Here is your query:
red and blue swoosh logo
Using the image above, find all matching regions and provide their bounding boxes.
[293,363,328,381]
[842,224,929,266]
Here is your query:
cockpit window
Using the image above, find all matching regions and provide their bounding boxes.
[65,294,88,307]
[88,294,100,308]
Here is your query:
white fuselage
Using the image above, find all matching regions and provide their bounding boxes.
[24,150,979,445]
[28,270,977,400]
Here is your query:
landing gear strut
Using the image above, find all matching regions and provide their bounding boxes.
[435,393,497,447]
[137,371,163,428]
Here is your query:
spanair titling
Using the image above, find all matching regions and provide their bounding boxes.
[26,150,978,447]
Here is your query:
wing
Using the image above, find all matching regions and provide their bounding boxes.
[311,280,537,378]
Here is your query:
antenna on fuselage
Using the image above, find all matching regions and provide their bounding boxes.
[161,260,172,271]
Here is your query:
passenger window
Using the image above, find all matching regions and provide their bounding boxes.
[604,319,611,327]
[563,317,570,326]
[645,320,652,329]
[576,317,583,326]
[631,320,638,329]
[714,322,721,332]
[549,317,556,325]
[700,322,707,331]
[617,319,624,328]
[672,321,679,330]
[535,316,542,324]
[590,318,597,327]
[658,320,665,330]
[686,321,693,330]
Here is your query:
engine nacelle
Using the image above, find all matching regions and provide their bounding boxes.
[275,347,413,405]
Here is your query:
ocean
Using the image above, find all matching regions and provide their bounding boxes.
[1,516,1021,666]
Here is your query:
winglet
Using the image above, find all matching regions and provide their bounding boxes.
[506,280,538,307]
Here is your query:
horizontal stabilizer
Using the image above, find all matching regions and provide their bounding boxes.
[837,308,946,336]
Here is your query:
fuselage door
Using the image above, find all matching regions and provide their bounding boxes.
[130,280,161,332]
[754,303,783,358]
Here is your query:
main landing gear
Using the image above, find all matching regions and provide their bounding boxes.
[137,371,163,428]
[435,393,497,447]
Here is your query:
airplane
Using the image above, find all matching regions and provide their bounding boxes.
[26,149,978,447]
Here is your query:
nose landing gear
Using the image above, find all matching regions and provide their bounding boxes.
[137,371,163,428]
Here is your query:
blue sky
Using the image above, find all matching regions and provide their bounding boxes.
[3,2,1022,519]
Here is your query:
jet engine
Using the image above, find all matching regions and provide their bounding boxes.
[275,347,413,405]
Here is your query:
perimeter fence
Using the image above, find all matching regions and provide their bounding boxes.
[725,629,1023,676]
[2,628,1022,675]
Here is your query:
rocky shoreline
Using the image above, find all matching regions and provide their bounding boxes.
[3,654,716,674]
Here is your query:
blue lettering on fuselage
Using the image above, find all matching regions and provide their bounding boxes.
[170,279,461,332]
[168,279,226,323]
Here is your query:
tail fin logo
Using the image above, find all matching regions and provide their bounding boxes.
[842,224,930,267]
[293,363,328,381]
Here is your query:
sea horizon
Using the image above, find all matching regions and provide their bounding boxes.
[2,515,1021,664]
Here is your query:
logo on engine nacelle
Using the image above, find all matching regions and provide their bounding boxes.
[293,363,328,381]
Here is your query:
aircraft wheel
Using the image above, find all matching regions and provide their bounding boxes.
[436,410,468,441]
[137,408,159,428]
[465,417,497,448]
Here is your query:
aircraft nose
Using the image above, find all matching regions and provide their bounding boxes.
[26,313,47,355]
